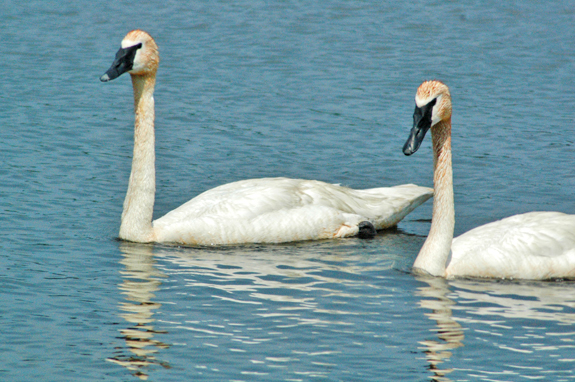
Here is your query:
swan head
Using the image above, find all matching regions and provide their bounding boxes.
[100,30,159,82]
[403,80,452,155]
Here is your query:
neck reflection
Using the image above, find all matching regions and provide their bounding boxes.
[415,275,464,382]
[107,242,170,380]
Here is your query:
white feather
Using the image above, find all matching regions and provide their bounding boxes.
[448,212,575,279]
[153,178,432,244]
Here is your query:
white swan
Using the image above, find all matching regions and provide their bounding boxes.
[403,80,575,279]
[100,30,433,245]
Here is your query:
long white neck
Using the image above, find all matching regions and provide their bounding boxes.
[119,74,156,242]
[413,118,455,276]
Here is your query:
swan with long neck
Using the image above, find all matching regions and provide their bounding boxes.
[100,30,433,245]
[403,80,575,279]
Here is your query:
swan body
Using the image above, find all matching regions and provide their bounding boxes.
[403,80,575,280]
[100,30,433,245]
[153,178,433,245]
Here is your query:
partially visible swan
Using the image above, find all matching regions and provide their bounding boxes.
[403,80,575,279]
[100,29,433,245]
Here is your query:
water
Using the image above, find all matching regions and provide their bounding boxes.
[1,0,575,380]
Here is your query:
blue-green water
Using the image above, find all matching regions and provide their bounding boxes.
[2,0,575,380]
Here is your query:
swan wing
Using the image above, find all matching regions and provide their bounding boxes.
[152,177,433,245]
[344,183,433,229]
[447,212,575,279]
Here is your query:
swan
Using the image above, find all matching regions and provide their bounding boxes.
[403,80,575,279]
[99,30,433,245]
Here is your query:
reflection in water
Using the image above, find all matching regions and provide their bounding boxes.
[415,275,464,382]
[449,279,575,324]
[447,279,575,380]
[104,235,575,381]
[107,242,171,380]
[154,239,398,304]
[416,275,575,381]
[105,234,413,381]
[143,236,416,380]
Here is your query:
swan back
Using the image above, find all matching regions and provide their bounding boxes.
[152,178,433,245]
[448,212,575,279]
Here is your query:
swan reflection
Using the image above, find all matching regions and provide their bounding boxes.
[415,275,464,382]
[153,239,399,303]
[105,233,575,381]
[107,242,170,380]
[449,279,575,324]
[107,236,404,379]
[415,275,575,381]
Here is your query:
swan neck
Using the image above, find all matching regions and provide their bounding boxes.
[119,74,157,242]
[413,118,454,276]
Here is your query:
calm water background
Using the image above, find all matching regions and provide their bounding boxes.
[2,0,575,381]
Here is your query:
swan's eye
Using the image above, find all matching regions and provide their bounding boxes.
[423,97,437,115]
[414,97,437,125]
[118,43,143,64]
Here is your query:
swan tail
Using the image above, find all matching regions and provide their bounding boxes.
[354,184,433,229]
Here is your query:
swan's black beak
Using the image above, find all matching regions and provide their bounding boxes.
[403,98,437,156]
[100,43,142,82]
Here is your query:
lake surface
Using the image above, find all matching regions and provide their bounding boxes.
[2,0,575,381]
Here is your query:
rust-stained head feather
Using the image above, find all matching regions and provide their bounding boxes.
[121,30,160,77]
[415,80,452,126]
